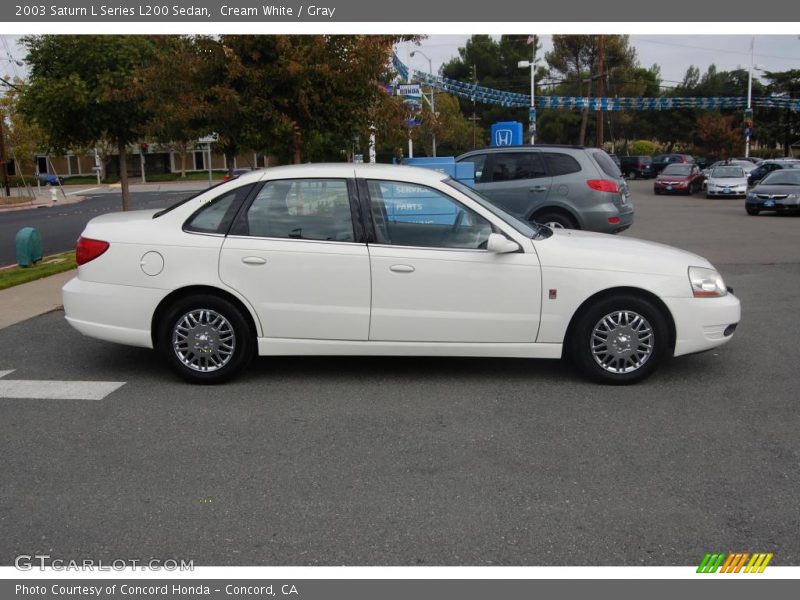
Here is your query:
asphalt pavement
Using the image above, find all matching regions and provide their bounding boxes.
[0,182,208,266]
[0,179,798,566]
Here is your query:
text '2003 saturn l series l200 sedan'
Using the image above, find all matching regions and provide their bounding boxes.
[63,164,740,385]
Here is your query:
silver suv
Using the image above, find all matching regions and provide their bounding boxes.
[456,145,634,233]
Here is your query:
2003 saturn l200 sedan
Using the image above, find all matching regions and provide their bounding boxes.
[63,164,740,385]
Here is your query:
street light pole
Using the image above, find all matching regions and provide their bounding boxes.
[741,37,762,159]
[518,38,537,145]
[410,50,436,157]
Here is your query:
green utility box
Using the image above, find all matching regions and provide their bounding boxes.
[16,227,43,267]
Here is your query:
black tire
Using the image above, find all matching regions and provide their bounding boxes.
[158,294,254,384]
[746,207,760,216]
[535,211,578,230]
[654,188,661,195]
[569,294,670,385]
[630,171,638,180]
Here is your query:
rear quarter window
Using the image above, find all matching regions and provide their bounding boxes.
[590,151,622,178]
[542,152,581,177]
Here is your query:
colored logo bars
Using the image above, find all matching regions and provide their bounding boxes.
[392,54,800,112]
[697,552,773,573]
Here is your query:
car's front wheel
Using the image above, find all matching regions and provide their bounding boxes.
[746,207,760,215]
[534,212,578,230]
[159,294,254,384]
[569,295,669,385]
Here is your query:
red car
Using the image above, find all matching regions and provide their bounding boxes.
[654,163,704,195]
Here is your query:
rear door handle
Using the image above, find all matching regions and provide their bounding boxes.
[241,256,267,265]
[389,264,415,273]
[529,186,547,192]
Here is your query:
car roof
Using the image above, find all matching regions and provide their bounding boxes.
[232,163,450,185]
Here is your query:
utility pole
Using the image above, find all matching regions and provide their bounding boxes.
[470,64,478,148]
[579,77,591,147]
[0,111,10,197]
[596,35,605,149]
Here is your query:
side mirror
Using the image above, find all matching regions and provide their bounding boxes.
[487,233,520,254]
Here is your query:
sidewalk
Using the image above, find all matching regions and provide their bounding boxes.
[0,270,75,330]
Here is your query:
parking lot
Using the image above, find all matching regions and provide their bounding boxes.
[0,179,798,566]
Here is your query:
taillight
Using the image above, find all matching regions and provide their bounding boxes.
[76,237,109,265]
[587,179,620,193]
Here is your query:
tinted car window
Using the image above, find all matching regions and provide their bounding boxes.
[232,179,354,242]
[490,152,546,182]
[184,184,255,234]
[459,154,487,183]
[589,151,621,178]
[543,152,582,177]
[367,180,492,249]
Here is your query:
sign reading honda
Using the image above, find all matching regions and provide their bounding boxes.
[398,84,423,98]
[490,121,523,146]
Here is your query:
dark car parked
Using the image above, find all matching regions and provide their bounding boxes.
[651,153,694,176]
[747,160,800,186]
[745,169,800,216]
[619,155,653,179]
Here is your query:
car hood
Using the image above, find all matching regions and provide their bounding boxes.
[707,176,748,186]
[534,228,713,275]
[750,184,800,195]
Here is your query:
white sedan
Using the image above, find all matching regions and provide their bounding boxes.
[63,164,740,385]
[705,165,749,198]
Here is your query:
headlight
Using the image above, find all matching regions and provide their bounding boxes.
[689,266,728,298]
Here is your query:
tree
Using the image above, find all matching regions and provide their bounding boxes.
[696,113,740,159]
[0,78,48,187]
[761,69,800,156]
[221,35,400,164]
[134,36,225,177]
[442,35,543,140]
[18,35,156,210]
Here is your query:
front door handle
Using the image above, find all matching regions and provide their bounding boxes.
[389,264,415,273]
[241,256,267,265]
[529,186,547,192]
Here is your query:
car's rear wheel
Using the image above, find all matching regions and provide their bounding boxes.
[535,212,578,230]
[159,294,254,384]
[570,295,669,385]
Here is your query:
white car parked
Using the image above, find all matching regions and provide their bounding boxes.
[63,164,740,385]
[705,165,749,198]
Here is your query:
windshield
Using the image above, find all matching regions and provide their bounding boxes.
[662,165,692,176]
[445,179,546,239]
[760,170,800,186]
[711,166,744,179]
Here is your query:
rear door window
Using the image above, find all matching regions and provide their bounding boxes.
[231,179,355,242]
[489,152,547,182]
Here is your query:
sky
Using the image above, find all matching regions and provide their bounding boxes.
[396,35,800,91]
[3,34,799,94]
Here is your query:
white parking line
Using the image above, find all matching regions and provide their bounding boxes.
[0,370,125,400]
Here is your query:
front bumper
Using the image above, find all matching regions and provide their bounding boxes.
[662,293,741,357]
[654,182,690,193]
[746,197,800,211]
[707,186,747,197]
